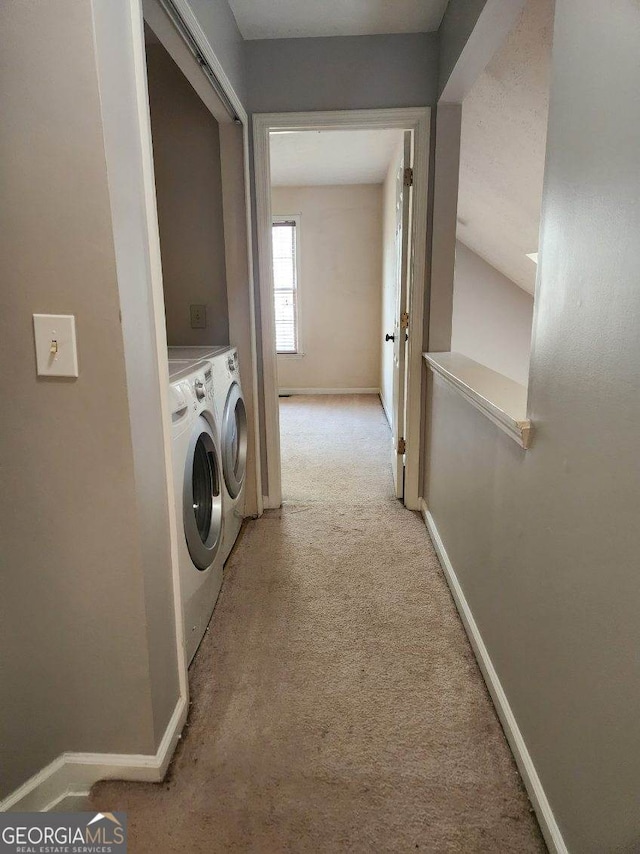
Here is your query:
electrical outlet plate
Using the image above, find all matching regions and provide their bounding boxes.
[33,314,79,378]
[190,305,207,329]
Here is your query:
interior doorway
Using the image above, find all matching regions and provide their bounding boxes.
[253,109,430,511]
[267,127,411,502]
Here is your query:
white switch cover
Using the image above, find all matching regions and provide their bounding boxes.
[33,314,79,378]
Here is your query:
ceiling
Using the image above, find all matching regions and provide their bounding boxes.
[270,129,404,186]
[456,0,555,294]
[228,0,450,40]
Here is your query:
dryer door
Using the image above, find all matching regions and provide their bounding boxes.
[183,415,223,570]
[221,382,247,499]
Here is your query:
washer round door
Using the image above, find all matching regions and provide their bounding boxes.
[183,415,223,570]
[221,382,247,499]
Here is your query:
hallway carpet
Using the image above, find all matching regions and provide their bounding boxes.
[92,395,545,852]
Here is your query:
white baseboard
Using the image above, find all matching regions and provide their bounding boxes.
[379,392,392,428]
[278,387,379,396]
[420,500,568,854]
[0,695,187,813]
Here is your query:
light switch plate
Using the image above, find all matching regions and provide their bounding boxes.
[33,314,79,378]
[190,304,207,329]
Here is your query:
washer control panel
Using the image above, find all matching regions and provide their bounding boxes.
[192,368,214,405]
[204,367,214,400]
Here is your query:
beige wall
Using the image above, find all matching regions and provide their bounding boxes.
[146,41,229,347]
[451,241,533,386]
[380,140,404,423]
[272,185,382,391]
[0,0,169,797]
[424,1,640,849]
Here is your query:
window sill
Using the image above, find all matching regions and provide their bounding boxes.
[277,352,305,360]
[424,352,533,449]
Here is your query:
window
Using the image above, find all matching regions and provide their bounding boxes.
[272,217,300,354]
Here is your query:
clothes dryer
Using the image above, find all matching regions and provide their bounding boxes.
[210,347,247,563]
[168,358,224,664]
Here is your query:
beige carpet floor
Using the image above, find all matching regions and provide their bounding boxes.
[92,395,545,852]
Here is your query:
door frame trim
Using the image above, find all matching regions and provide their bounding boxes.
[253,108,430,510]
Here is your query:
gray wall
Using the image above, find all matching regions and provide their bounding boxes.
[146,41,230,347]
[437,0,488,96]
[93,0,182,749]
[451,242,533,386]
[426,104,461,353]
[424,1,640,849]
[437,0,527,105]
[245,34,439,113]
[183,0,246,105]
[0,0,161,797]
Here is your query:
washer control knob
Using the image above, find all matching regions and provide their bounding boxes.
[194,379,205,400]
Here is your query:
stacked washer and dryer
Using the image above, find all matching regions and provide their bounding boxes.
[168,346,248,663]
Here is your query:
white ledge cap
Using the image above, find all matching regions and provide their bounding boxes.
[424,352,533,449]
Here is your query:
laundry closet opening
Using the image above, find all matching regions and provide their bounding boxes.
[268,128,412,502]
[141,12,259,665]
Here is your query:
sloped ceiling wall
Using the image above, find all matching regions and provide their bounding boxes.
[228,0,449,39]
[456,0,554,294]
[270,129,404,186]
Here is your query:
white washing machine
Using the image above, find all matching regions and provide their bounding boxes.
[168,357,225,664]
[210,347,247,563]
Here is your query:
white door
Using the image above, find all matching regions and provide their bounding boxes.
[390,131,413,500]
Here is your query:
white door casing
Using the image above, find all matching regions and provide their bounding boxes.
[391,131,413,499]
[253,108,430,511]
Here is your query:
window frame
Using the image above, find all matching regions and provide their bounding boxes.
[271,214,303,357]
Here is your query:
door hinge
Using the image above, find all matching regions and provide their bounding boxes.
[403,167,413,187]
[397,437,406,455]
[400,311,409,330]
